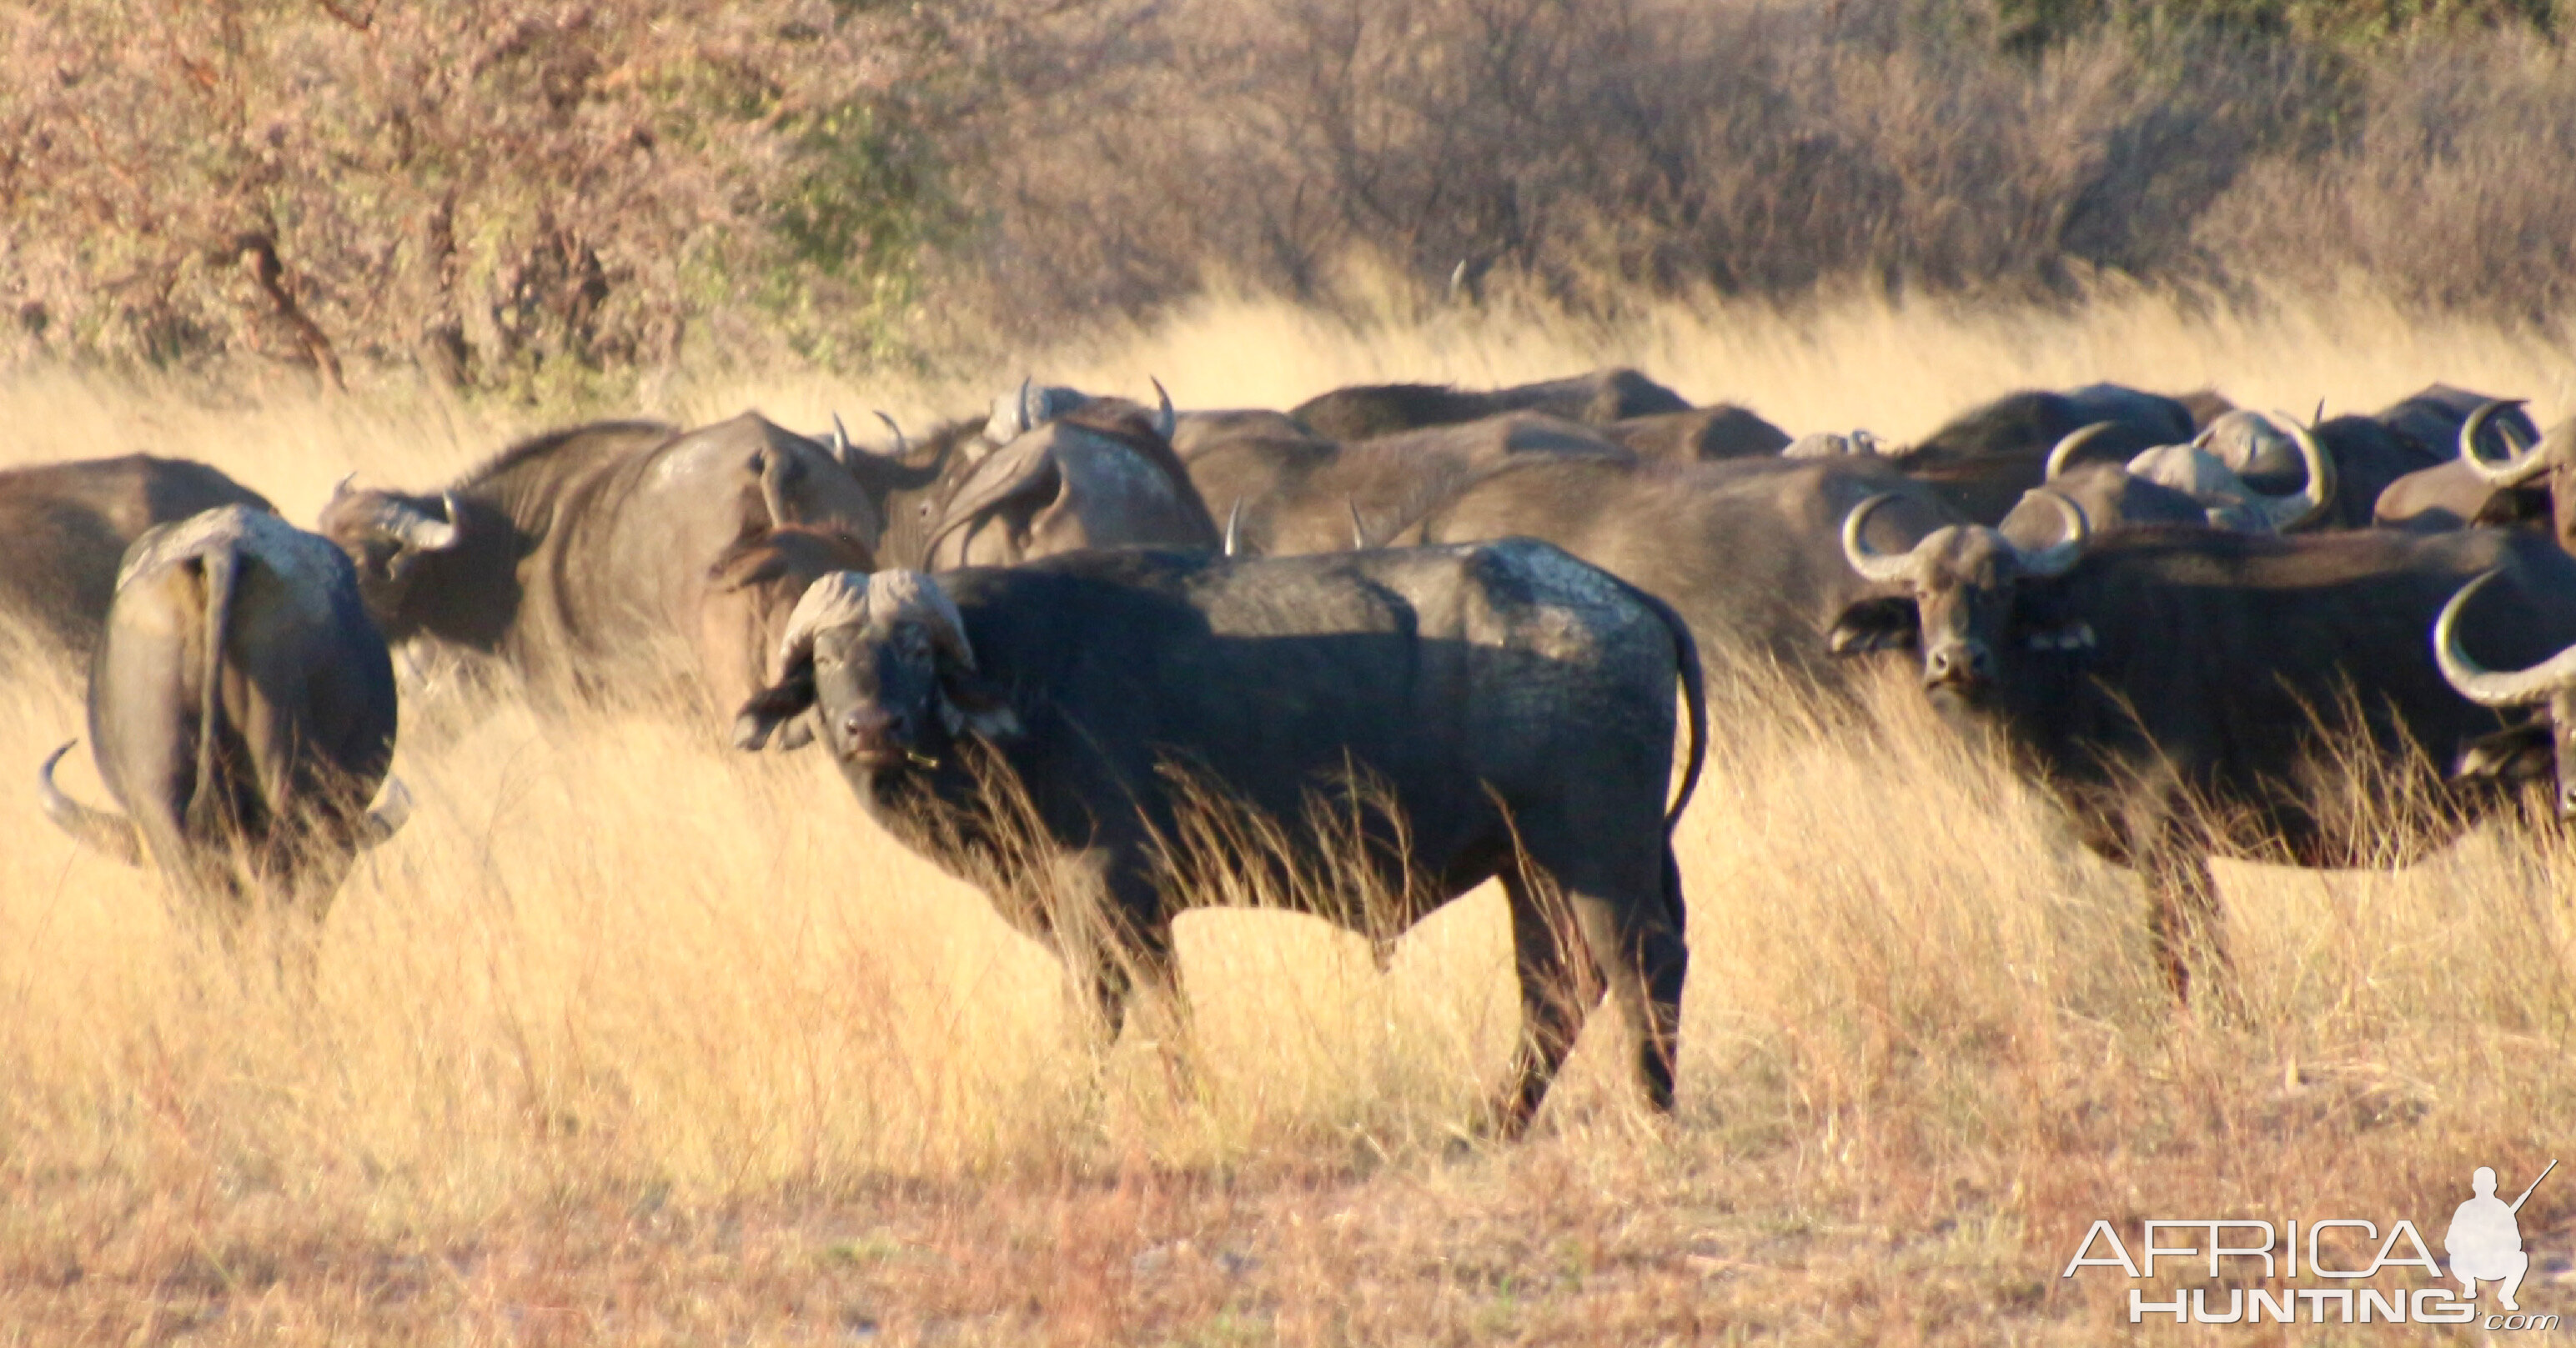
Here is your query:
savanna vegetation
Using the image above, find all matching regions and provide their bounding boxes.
[7,0,2576,1342]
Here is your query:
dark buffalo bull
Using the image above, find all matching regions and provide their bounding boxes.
[695,524,877,734]
[1287,368,1689,442]
[1601,404,1793,464]
[1185,411,1630,558]
[1393,454,1964,685]
[316,413,919,705]
[916,388,1220,569]
[1828,504,2576,1001]
[38,506,407,923]
[2376,403,2570,549]
[731,542,1705,1135]
[2290,385,2534,530]
[1886,383,2202,524]
[0,454,274,665]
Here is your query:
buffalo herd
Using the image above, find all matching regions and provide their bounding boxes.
[12,366,2576,1132]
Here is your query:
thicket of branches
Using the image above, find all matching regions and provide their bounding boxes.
[5,0,2572,393]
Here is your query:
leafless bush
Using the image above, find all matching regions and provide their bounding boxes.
[942,0,2572,343]
[2195,33,2576,322]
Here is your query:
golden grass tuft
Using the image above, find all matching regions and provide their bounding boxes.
[4,284,2576,1340]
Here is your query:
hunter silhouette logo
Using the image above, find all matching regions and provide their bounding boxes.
[2451,1160,2554,1312]
[2061,1158,2563,1327]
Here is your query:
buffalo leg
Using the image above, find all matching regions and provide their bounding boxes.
[1494,869,1599,1138]
[1564,853,1686,1117]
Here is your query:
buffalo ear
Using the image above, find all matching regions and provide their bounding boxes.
[732,665,817,750]
[2456,720,2555,783]
[1827,595,1921,657]
[936,666,1022,740]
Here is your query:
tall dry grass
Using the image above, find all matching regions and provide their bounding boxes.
[5,286,2576,1340]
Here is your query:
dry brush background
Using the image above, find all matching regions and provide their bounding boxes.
[3,288,2575,1342]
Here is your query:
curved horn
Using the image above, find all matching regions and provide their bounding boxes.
[829,413,851,460]
[354,776,413,849]
[866,569,975,672]
[774,569,873,677]
[2008,489,2089,579]
[2044,421,2120,481]
[1348,499,1370,550]
[2461,398,2549,488]
[331,471,359,501]
[1223,498,1243,557]
[1840,493,1923,584]
[2434,569,2576,708]
[2246,411,2335,531]
[1148,376,1176,442]
[872,410,909,459]
[386,493,464,551]
[36,741,140,867]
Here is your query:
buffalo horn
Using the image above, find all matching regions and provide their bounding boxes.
[1149,376,1176,442]
[1223,498,1243,558]
[36,741,141,867]
[2043,421,2121,481]
[2249,412,2336,531]
[2461,398,2551,488]
[2010,489,2090,578]
[873,410,909,459]
[830,413,851,460]
[1840,493,1922,584]
[354,777,414,849]
[386,493,464,551]
[774,570,871,677]
[2434,569,2576,707]
[866,570,976,671]
[1348,499,1370,550]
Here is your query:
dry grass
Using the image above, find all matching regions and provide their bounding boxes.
[5,287,2576,1343]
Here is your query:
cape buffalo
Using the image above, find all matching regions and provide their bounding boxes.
[731,542,1705,1135]
[1287,368,1690,442]
[316,413,921,706]
[2001,413,2334,542]
[2296,386,2535,530]
[38,506,407,926]
[1886,384,2200,524]
[1393,454,1965,686]
[1829,501,2576,1002]
[0,454,274,666]
[1602,404,1793,464]
[916,388,1221,569]
[2376,403,2572,551]
[1183,412,1630,559]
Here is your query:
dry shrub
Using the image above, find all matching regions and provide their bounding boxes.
[0,0,956,396]
[944,0,2574,347]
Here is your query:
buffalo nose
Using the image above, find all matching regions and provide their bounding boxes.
[1924,642,1994,689]
[841,706,896,746]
